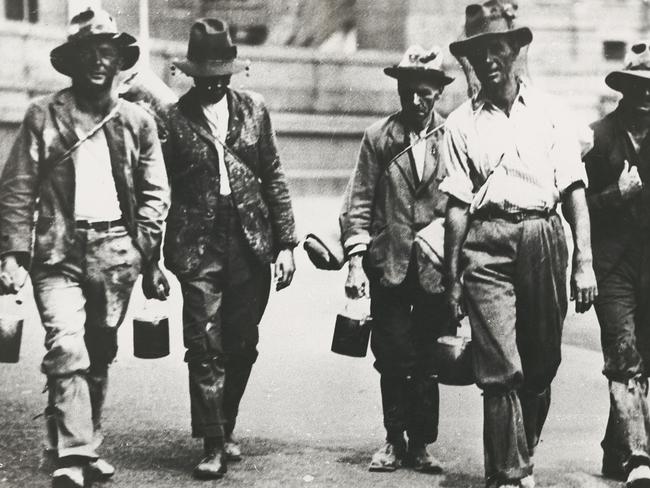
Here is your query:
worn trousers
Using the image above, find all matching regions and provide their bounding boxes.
[369,261,453,445]
[594,235,650,474]
[176,195,271,439]
[31,226,141,459]
[461,214,568,486]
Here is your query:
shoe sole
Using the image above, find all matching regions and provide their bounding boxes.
[193,469,226,480]
[368,463,399,472]
[86,464,115,482]
[226,454,242,462]
[413,465,443,474]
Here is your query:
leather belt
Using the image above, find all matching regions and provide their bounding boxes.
[473,207,556,223]
[75,218,124,231]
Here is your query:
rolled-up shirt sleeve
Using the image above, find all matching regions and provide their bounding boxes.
[551,109,588,195]
[438,116,474,204]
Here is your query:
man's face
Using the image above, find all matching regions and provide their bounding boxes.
[194,75,232,104]
[622,80,650,115]
[398,78,442,129]
[75,39,123,90]
[466,37,519,90]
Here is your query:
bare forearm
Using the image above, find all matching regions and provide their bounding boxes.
[444,197,470,284]
[562,185,593,264]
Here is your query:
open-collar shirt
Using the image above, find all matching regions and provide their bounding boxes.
[439,82,587,214]
[202,96,232,196]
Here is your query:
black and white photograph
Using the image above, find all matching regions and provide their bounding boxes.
[0,1,646,487]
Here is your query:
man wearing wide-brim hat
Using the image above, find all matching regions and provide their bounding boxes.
[340,45,455,474]
[441,2,597,487]
[584,41,650,488]
[148,17,298,480]
[0,7,170,488]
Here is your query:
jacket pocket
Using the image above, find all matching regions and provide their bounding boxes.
[164,206,214,276]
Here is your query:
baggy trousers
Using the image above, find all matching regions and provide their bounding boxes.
[461,214,568,486]
[176,195,271,439]
[31,226,141,459]
[594,235,650,475]
[369,260,453,445]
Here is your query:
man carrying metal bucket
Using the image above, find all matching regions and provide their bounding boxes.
[441,2,597,487]
[339,45,455,473]
[144,18,298,480]
[0,8,169,488]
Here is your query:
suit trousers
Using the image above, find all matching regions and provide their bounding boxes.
[176,195,271,439]
[594,235,650,474]
[31,226,141,459]
[461,214,568,486]
[369,259,453,444]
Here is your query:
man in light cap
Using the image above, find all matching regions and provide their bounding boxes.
[584,41,650,488]
[340,45,454,473]
[442,2,597,487]
[0,7,169,488]
[148,18,298,480]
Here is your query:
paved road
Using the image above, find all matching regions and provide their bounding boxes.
[0,197,619,487]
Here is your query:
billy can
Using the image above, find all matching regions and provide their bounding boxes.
[0,296,24,363]
[331,297,372,358]
[133,299,170,359]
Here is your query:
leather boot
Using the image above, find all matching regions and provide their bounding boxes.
[193,437,227,480]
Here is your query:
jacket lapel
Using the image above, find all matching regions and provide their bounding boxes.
[385,115,416,193]
[179,90,220,152]
[103,109,134,228]
[225,89,242,149]
[49,90,80,151]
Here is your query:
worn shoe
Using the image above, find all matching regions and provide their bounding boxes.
[224,436,242,462]
[52,466,84,488]
[520,474,536,488]
[87,457,115,480]
[627,465,650,487]
[407,445,443,474]
[368,441,406,472]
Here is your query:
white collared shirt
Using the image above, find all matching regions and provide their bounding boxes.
[202,97,232,196]
[440,82,587,214]
[409,129,428,180]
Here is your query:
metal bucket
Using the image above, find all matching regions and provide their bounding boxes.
[0,298,23,363]
[433,335,475,386]
[331,314,372,358]
[133,316,169,359]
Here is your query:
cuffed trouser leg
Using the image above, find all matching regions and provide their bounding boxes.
[594,241,650,475]
[32,271,97,460]
[462,215,568,486]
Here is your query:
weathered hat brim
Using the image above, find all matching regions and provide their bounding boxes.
[173,58,248,77]
[50,32,139,77]
[449,27,533,58]
[384,66,454,86]
[605,70,650,92]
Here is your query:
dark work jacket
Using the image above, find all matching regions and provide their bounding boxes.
[160,88,298,276]
[0,88,170,267]
[583,107,650,278]
[339,111,448,293]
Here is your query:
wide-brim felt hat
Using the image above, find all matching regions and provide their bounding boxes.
[606,41,650,92]
[50,8,139,77]
[384,45,454,86]
[449,1,532,58]
[173,18,248,77]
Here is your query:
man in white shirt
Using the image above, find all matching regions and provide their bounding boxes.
[340,45,454,473]
[442,3,597,487]
[0,9,169,488]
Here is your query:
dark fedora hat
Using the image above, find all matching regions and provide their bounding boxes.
[173,18,248,77]
[384,45,454,86]
[449,1,532,58]
[606,41,650,92]
[50,8,139,77]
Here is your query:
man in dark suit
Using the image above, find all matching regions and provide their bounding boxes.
[584,42,650,488]
[339,45,454,474]
[145,18,298,480]
[0,9,170,487]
